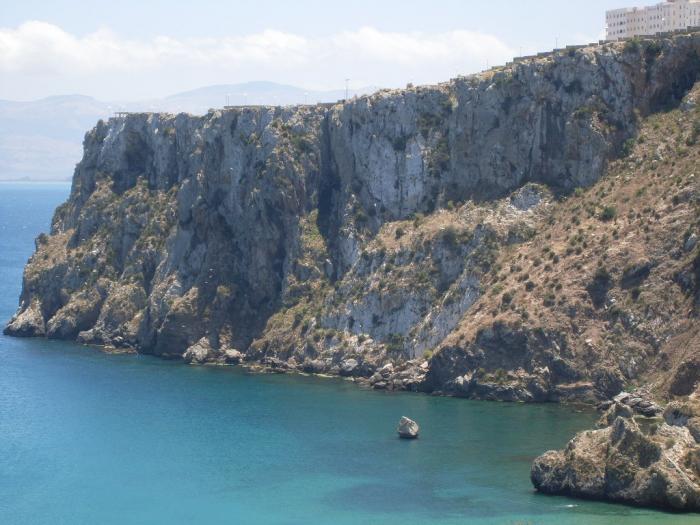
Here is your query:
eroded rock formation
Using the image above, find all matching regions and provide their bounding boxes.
[532,401,700,511]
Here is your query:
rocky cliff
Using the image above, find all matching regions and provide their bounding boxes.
[6,32,700,404]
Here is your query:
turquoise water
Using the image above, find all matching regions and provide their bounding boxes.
[1,183,698,524]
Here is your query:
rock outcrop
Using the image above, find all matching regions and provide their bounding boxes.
[532,400,700,511]
[5,32,700,402]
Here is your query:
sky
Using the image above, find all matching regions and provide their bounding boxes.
[0,0,664,102]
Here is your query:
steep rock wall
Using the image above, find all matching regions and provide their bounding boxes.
[6,33,700,398]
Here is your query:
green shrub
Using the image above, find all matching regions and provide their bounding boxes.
[354,209,369,224]
[600,206,617,222]
[502,291,514,305]
[621,138,636,157]
[290,133,313,154]
[623,38,641,54]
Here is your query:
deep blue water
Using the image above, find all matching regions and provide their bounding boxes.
[1,182,698,524]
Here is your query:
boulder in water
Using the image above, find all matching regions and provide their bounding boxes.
[397,417,420,439]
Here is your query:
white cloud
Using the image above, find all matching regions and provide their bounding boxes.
[0,21,516,99]
[331,27,512,65]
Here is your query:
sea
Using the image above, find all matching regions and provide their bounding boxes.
[0,182,697,524]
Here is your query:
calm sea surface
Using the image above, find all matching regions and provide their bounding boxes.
[0,182,697,524]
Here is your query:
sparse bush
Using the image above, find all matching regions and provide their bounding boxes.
[588,266,612,308]
[502,291,514,305]
[354,208,369,224]
[290,133,313,154]
[621,138,636,157]
[386,333,405,354]
[623,38,641,54]
[543,293,556,307]
[600,206,617,222]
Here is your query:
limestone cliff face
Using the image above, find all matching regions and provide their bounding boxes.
[6,33,700,399]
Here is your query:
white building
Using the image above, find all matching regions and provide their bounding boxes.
[606,0,700,40]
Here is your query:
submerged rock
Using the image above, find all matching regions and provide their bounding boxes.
[397,417,420,439]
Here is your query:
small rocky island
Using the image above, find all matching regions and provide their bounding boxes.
[532,400,700,510]
[5,31,700,512]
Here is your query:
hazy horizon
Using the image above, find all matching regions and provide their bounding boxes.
[0,0,665,102]
[0,80,379,105]
[0,0,674,180]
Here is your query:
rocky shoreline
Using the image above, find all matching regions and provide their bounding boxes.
[532,399,700,511]
[6,33,700,406]
[5,31,700,514]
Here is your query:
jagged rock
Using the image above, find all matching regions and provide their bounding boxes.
[509,183,548,211]
[597,400,614,411]
[532,416,700,511]
[302,359,326,374]
[261,357,289,371]
[339,358,359,377]
[183,338,213,364]
[610,389,662,417]
[379,363,394,377]
[664,401,700,427]
[613,392,632,404]
[223,349,243,364]
[4,299,45,337]
[397,417,420,439]
[669,359,700,396]
[685,233,698,252]
[597,402,634,428]
[46,288,103,339]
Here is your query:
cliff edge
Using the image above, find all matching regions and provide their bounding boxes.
[6,33,700,404]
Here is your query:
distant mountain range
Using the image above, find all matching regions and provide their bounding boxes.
[0,82,377,181]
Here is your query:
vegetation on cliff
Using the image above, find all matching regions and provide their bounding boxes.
[5,32,700,408]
